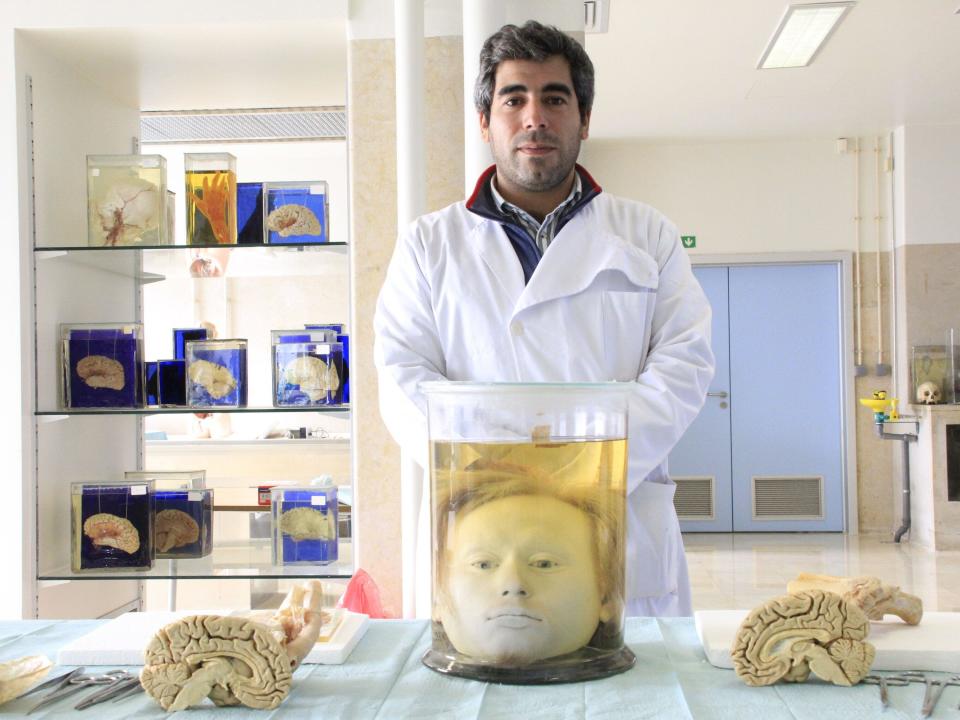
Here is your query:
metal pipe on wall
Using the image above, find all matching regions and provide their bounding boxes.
[853,138,864,373]
[874,136,890,375]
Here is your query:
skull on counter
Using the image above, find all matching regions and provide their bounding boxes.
[916,381,942,405]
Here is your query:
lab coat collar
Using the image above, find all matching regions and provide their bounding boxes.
[465,164,603,224]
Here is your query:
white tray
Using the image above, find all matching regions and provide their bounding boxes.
[695,609,960,673]
[57,609,368,666]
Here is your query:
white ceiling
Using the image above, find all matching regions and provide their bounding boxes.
[585,0,960,140]
[16,0,960,140]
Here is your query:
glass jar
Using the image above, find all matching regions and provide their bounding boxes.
[420,381,634,684]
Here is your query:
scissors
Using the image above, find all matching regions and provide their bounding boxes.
[18,666,86,698]
[895,671,960,718]
[27,669,131,714]
[863,673,911,708]
[73,674,143,710]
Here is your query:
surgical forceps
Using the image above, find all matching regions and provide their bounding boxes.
[863,673,910,708]
[895,671,960,718]
[27,669,132,714]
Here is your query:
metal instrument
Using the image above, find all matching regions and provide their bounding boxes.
[27,669,132,715]
[863,673,910,708]
[73,674,143,710]
[18,666,86,698]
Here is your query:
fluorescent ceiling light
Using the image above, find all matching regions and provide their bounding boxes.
[758,2,855,69]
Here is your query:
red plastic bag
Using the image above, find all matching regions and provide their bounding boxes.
[337,568,393,618]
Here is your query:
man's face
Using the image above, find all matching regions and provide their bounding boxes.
[440,494,603,664]
[480,56,590,196]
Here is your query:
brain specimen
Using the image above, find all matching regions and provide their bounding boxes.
[83,513,140,554]
[280,507,335,541]
[786,572,923,625]
[77,355,125,390]
[732,589,875,687]
[188,360,237,399]
[267,204,321,238]
[155,509,200,553]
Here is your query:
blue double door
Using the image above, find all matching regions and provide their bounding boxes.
[669,263,845,532]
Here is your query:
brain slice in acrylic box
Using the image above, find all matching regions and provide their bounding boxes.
[186,339,248,407]
[61,323,144,409]
[126,471,212,559]
[272,486,338,565]
[185,153,237,245]
[264,181,328,244]
[71,481,155,572]
[87,154,167,247]
[272,330,344,406]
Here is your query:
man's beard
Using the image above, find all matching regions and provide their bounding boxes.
[495,131,580,193]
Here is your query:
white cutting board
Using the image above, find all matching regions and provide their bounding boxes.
[57,609,368,666]
[695,610,960,673]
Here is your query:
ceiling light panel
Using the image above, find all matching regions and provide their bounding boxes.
[758,2,855,69]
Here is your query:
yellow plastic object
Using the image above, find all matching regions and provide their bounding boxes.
[858,397,892,413]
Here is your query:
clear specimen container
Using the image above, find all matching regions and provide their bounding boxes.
[185,152,237,245]
[185,338,248,408]
[127,471,212,559]
[271,330,344,406]
[420,381,634,684]
[71,480,155,572]
[87,154,167,246]
[271,485,338,565]
[60,322,144,409]
[264,180,328,244]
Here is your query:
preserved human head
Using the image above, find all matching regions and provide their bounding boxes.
[435,469,623,665]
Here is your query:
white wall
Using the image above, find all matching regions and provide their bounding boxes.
[580,138,858,255]
[893,124,960,248]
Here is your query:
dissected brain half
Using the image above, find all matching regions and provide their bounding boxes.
[83,512,140,554]
[280,507,335,541]
[156,509,200,552]
[787,572,923,625]
[141,615,292,711]
[731,589,875,687]
[77,355,125,390]
[267,204,321,237]
[283,355,340,400]
[188,360,237,399]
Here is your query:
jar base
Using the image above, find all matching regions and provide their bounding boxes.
[421,645,636,685]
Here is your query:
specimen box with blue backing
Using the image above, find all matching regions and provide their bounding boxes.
[173,327,208,360]
[272,337,344,407]
[71,480,155,572]
[145,360,159,406]
[126,470,212,559]
[185,338,248,407]
[237,182,265,244]
[60,323,144,409]
[264,181,328,244]
[271,485,338,565]
[87,154,167,247]
[157,359,187,406]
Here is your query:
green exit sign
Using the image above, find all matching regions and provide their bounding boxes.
[681,235,696,249]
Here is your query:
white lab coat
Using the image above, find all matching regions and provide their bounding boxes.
[374,191,715,617]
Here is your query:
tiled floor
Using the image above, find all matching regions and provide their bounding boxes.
[685,532,960,612]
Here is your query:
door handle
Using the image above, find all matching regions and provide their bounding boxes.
[707,391,728,398]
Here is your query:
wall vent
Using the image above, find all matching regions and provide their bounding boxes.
[140,107,347,144]
[673,476,714,520]
[752,476,824,520]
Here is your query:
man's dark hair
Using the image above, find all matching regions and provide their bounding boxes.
[474,20,595,123]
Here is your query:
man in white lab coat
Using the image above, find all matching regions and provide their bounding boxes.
[374,21,715,616]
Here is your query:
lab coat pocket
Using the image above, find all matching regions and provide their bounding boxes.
[626,481,680,598]
[602,290,653,380]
